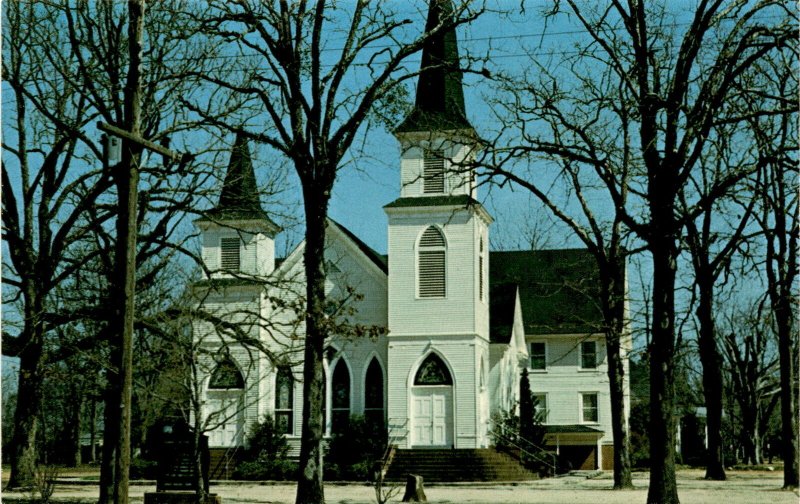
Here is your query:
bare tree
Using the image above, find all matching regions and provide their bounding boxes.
[2,0,219,497]
[479,30,638,487]
[748,50,798,487]
[183,2,485,502]
[678,119,762,480]
[480,2,792,501]
[719,299,780,466]
[1,1,114,488]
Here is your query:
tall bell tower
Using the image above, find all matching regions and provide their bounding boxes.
[385,0,492,449]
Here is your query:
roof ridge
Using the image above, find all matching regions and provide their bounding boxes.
[327,218,388,274]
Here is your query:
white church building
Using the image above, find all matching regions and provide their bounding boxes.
[191,0,629,473]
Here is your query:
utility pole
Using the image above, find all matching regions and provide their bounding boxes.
[109,2,144,503]
[101,3,188,503]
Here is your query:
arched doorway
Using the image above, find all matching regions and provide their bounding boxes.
[411,353,453,447]
[206,356,245,447]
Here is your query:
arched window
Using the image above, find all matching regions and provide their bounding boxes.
[414,353,452,386]
[208,357,244,389]
[418,226,446,298]
[331,359,350,433]
[275,367,294,435]
[364,358,385,428]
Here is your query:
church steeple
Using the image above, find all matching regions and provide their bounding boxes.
[204,133,277,229]
[196,134,279,279]
[395,0,472,133]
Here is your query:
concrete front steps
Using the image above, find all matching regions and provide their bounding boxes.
[384,448,538,482]
[208,448,241,479]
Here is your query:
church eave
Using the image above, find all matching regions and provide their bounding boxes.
[383,194,476,208]
[195,211,281,236]
[191,277,267,289]
[384,195,493,224]
[394,110,474,135]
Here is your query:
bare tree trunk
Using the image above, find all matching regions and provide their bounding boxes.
[89,398,98,464]
[646,209,680,504]
[67,396,84,467]
[296,193,329,504]
[695,288,726,480]
[604,268,633,489]
[763,138,798,488]
[775,301,798,487]
[7,323,43,488]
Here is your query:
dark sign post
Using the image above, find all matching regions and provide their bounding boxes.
[156,430,209,493]
[145,424,218,504]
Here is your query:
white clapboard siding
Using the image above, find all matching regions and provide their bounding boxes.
[398,139,476,199]
[200,224,275,278]
[526,335,614,441]
[386,211,489,339]
[196,221,390,449]
[387,337,488,448]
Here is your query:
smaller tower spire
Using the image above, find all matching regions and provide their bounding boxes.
[396,0,472,133]
[204,133,278,230]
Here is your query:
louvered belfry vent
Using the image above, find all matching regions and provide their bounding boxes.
[423,150,445,193]
[220,237,241,271]
[419,226,446,298]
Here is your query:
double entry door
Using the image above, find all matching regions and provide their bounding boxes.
[206,391,244,447]
[411,387,453,447]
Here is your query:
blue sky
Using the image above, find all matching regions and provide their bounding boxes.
[2,1,785,385]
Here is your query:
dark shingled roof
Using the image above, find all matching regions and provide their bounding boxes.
[328,219,388,274]
[489,283,517,343]
[384,194,478,209]
[199,133,279,231]
[395,0,473,133]
[193,277,265,289]
[544,424,603,434]
[490,249,603,337]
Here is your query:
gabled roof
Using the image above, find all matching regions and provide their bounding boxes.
[489,283,517,343]
[395,0,472,133]
[327,219,388,274]
[490,249,603,336]
[198,133,280,232]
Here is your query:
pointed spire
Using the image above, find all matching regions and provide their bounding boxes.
[203,133,279,231]
[395,0,472,133]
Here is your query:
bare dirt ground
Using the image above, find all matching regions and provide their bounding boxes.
[2,470,800,504]
[2,468,799,504]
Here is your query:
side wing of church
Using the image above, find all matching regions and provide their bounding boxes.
[190,0,629,473]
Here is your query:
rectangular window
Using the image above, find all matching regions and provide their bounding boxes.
[423,150,445,193]
[581,393,599,423]
[581,341,597,369]
[530,342,546,370]
[533,393,548,423]
[419,250,445,297]
[220,237,241,271]
[275,370,293,435]
[478,255,484,301]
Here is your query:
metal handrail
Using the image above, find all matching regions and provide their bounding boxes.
[210,428,245,479]
[380,418,409,474]
[489,419,558,476]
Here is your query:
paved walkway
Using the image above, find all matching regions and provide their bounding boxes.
[3,469,798,504]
